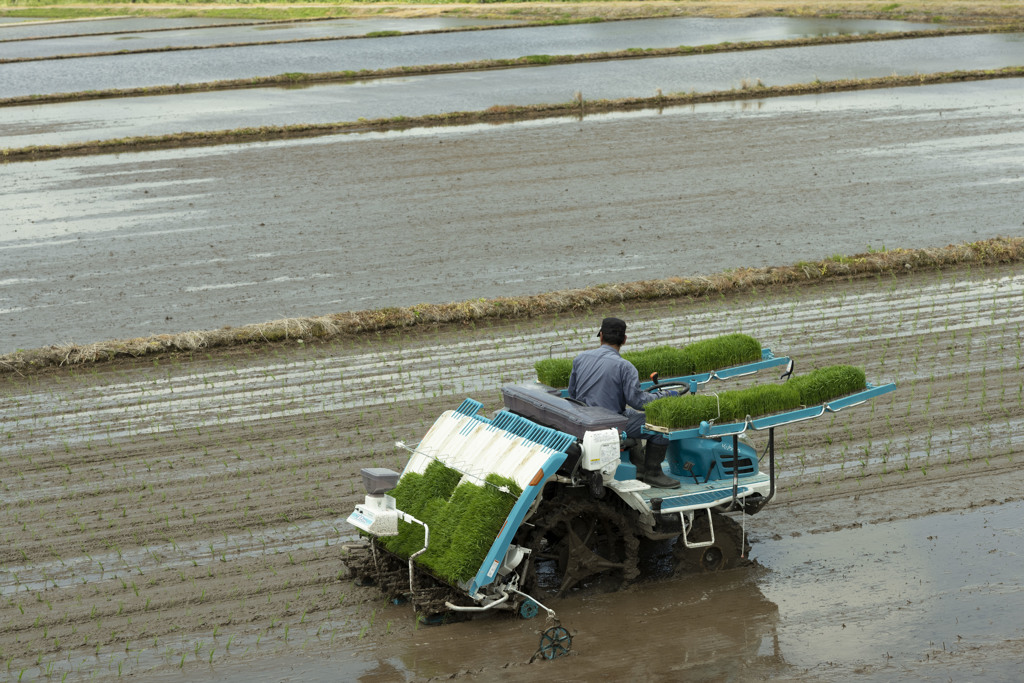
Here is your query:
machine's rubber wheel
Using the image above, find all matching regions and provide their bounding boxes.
[520,498,640,598]
[673,511,751,573]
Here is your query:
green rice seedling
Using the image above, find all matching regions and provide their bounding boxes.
[534,359,572,388]
[536,334,761,387]
[646,365,867,429]
[682,333,762,374]
[428,475,521,583]
[380,461,462,556]
[622,345,692,378]
[731,384,802,419]
[414,486,475,565]
[409,461,463,514]
[379,468,521,584]
[645,394,722,429]
[787,366,866,405]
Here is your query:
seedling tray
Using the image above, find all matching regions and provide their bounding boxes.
[645,382,897,440]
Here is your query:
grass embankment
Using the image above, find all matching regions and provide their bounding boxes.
[2,0,1023,24]
[1,237,1021,376]
[4,65,1023,161]
[0,5,353,20]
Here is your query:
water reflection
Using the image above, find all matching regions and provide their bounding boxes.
[374,568,784,681]
[1,34,1020,148]
[0,17,522,56]
[2,17,949,93]
[756,501,1024,681]
[0,15,270,39]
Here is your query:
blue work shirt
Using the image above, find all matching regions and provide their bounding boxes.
[567,344,658,415]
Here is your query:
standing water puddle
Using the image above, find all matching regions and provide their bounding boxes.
[191,500,1024,682]
[753,499,1024,681]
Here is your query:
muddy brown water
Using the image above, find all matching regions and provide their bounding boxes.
[204,500,1024,682]
[1,262,1022,680]
[3,78,1023,353]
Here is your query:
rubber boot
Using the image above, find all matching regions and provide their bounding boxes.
[628,442,644,469]
[625,441,644,482]
[640,442,680,489]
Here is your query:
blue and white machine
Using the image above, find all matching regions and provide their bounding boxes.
[346,348,895,649]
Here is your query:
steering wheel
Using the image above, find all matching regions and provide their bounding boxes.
[648,372,691,396]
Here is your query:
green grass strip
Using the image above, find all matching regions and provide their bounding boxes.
[535,333,761,388]
[644,365,867,429]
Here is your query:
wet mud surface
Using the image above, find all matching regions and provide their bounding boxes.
[3,78,1024,353]
[2,263,1023,680]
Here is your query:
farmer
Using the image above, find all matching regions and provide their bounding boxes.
[568,317,680,489]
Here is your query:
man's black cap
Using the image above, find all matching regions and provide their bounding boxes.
[598,317,627,339]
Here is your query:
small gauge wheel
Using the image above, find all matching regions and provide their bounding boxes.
[538,626,572,660]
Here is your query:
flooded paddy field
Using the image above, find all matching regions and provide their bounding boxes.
[0,18,987,98]
[3,32,1022,147]
[3,78,1023,352]
[1,263,1022,680]
[2,9,1023,680]
[1,16,937,61]
[0,16,523,59]
[0,16,272,39]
